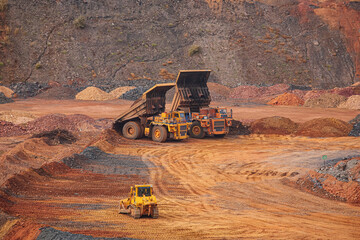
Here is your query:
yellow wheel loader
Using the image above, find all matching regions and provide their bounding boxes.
[119,185,158,219]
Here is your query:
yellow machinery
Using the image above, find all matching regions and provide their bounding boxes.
[144,111,190,142]
[119,184,158,219]
[113,84,190,142]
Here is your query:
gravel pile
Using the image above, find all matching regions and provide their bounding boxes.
[349,114,360,125]
[338,95,360,109]
[121,86,149,100]
[349,122,360,137]
[295,118,353,137]
[0,121,27,137]
[10,82,46,98]
[317,158,360,182]
[25,114,76,133]
[267,93,304,106]
[0,111,36,124]
[250,116,299,135]
[76,86,113,101]
[0,92,14,104]
[35,86,77,100]
[109,86,135,99]
[304,93,347,108]
[0,86,14,98]
[228,120,250,135]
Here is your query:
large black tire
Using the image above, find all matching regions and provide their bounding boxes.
[189,121,205,139]
[214,134,226,138]
[151,206,159,219]
[122,121,141,139]
[152,126,167,142]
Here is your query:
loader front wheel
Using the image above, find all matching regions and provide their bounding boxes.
[190,122,205,139]
[122,121,141,139]
[152,126,167,142]
[151,206,159,219]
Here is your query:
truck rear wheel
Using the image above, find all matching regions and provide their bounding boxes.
[152,126,167,142]
[190,122,205,139]
[122,121,141,139]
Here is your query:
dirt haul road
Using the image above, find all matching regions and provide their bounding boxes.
[2,134,360,239]
[1,100,360,239]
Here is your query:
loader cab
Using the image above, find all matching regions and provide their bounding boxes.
[135,185,153,197]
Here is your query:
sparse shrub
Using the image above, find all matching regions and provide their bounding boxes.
[73,16,86,29]
[0,0,8,12]
[35,62,42,69]
[151,43,157,48]
[0,62,4,67]
[188,45,200,56]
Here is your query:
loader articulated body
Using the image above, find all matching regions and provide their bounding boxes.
[119,185,158,219]
[113,83,190,142]
[170,70,233,138]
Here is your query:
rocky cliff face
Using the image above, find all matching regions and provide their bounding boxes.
[0,0,359,89]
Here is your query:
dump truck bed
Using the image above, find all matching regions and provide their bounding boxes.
[170,70,211,112]
[114,83,175,123]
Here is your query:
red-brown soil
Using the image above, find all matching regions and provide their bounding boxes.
[296,157,360,204]
[250,116,298,135]
[295,118,353,137]
[267,92,304,106]
[1,100,360,239]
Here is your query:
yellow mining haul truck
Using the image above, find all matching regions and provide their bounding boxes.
[170,70,233,138]
[113,83,190,142]
[119,185,158,219]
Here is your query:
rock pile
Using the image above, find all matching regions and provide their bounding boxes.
[267,93,304,106]
[10,82,45,98]
[121,86,149,100]
[338,95,360,109]
[250,116,298,135]
[228,120,250,135]
[297,157,360,204]
[76,87,113,101]
[304,93,347,108]
[295,118,352,137]
[0,92,14,104]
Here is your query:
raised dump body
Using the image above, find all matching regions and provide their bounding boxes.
[170,70,211,113]
[170,70,232,138]
[114,83,175,124]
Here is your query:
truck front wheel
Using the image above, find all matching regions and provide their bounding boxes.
[190,122,205,139]
[122,121,142,139]
[152,126,167,142]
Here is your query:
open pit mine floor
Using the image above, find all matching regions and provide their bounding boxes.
[0,100,360,239]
